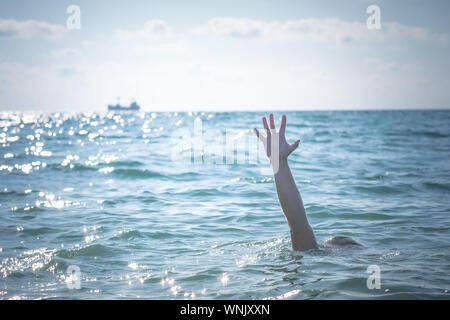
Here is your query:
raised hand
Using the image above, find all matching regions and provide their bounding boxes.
[251,113,359,251]
[253,113,318,251]
[253,114,300,161]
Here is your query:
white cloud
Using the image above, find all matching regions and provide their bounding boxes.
[0,19,65,40]
[190,17,446,43]
[132,43,183,55]
[114,20,172,41]
[191,18,267,38]
[364,57,401,72]
[1,15,448,111]
[50,48,82,57]
[0,54,448,111]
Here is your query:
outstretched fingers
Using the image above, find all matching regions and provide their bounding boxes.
[262,117,270,136]
[253,128,265,142]
[279,114,286,136]
[269,114,276,130]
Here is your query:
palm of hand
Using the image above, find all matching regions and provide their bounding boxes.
[254,114,300,161]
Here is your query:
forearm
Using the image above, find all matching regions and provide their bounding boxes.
[254,114,317,250]
[273,159,318,250]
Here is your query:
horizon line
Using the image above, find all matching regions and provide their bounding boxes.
[1,106,450,113]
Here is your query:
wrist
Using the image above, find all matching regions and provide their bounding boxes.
[270,157,288,167]
[271,157,289,175]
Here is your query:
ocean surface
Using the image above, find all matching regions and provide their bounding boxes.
[0,110,449,300]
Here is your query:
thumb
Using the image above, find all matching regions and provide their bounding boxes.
[288,139,300,155]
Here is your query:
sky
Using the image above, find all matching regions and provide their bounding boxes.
[0,0,449,112]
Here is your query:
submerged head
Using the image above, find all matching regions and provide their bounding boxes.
[325,236,362,246]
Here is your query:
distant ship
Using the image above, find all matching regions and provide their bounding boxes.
[108,101,140,111]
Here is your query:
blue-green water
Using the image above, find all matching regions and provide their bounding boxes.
[0,110,449,299]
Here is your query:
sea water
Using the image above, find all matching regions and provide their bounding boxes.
[0,110,449,299]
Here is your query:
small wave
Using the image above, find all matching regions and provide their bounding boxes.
[418,131,448,138]
[189,189,219,197]
[172,188,219,197]
[22,227,59,236]
[0,204,45,213]
[414,226,450,232]
[314,130,331,136]
[0,189,33,197]
[167,171,202,181]
[47,163,97,172]
[251,178,274,184]
[311,211,395,221]
[365,173,388,181]
[307,205,395,220]
[109,160,145,167]
[213,226,247,233]
[132,195,158,203]
[311,138,332,143]
[149,231,184,239]
[354,185,402,194]
[339,212,396,220]
[423,182,450,191]
[111,230,182,240]
[306,205,335,216]
[112,168,165,179]
[56,244,112,258]
[301,166,323,172]
[111,229,143,240]
[0,248,56,278]
[180,271,219,282]
[44,258,69,273]
[385,129,449,138]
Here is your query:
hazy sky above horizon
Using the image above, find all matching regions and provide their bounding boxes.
[1,0,449,112]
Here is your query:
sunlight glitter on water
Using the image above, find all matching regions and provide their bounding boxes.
[0,110,449,299]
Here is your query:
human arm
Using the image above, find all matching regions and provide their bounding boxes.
[254,114,318,251]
